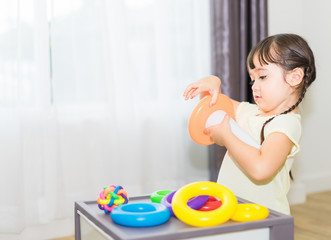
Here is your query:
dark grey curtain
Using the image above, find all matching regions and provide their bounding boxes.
[208,0,268,181]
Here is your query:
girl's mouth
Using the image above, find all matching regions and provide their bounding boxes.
[254,95,261,102]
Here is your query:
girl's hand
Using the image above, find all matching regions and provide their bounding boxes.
[183,75,221,106]
[204,114,232,146]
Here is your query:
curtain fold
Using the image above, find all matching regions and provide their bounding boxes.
[0,0,212,237]
[208,0,268,181]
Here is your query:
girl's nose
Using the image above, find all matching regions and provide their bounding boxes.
[250,80,257,90]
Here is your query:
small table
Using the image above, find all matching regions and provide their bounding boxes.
[75,195,293,240]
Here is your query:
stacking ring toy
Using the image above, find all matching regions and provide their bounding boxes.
[198,196,222,211]
[111,203,171,227]
[231,203,269,222]
[97,185,128,213]
[161,191,209,216]
[172,181,237,227]
[150,190,173,203]
[188,94,235,145]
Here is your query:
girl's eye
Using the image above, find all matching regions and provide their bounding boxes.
[249,80,255,86]
[259,75,266,80]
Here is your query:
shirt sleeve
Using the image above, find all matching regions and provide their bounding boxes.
[264,114,302,157]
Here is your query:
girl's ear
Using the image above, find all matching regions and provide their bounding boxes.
[286,68,304,87]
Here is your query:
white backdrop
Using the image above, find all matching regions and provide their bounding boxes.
[0,0,211,238]
[268,0,331,204]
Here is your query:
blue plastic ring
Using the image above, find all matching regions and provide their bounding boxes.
[111,203,171,227]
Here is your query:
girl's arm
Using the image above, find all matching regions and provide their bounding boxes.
[204,114,293,181]
[183,75,240,112]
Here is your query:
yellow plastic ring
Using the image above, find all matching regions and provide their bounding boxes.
[172,181,237,227]
[231,203,269,222]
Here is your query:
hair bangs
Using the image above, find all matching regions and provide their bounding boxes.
[247,37,280,70]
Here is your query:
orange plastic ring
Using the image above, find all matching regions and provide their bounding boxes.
[188,94,235,145]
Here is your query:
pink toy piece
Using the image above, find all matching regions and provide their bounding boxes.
[97,185,128,214]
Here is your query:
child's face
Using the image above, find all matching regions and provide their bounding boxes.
[249,56,297,115]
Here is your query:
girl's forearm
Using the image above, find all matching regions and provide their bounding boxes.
[222,133,270,181]
[224,130,292,181]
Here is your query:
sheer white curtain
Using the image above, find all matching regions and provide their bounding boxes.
[0,0,211,238]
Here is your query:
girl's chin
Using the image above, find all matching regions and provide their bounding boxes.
[254,97,262,104]
[256,104,267,113]
[255,101,262,108]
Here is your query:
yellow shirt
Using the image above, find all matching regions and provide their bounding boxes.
[217,102,301,215]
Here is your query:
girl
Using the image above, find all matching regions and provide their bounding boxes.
[183,34,316,215]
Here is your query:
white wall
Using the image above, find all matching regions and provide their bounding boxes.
[268,0,331,203]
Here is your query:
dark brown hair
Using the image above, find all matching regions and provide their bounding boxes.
[247,34,316,179]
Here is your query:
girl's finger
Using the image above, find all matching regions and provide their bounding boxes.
[183,83,198,96]
[204,126,214,135]
[222,114,231,124]
[209,91,219,106]
[185,88,198,100]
